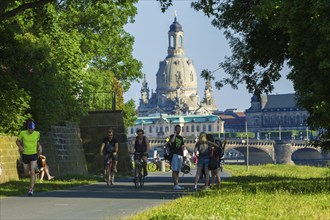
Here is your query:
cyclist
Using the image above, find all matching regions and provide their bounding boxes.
[133,129,150,176]
[100,129,118,179]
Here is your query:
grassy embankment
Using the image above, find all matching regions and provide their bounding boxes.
[129,164,330,220]
[0,175,101,197]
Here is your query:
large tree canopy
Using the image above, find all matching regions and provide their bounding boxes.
[0,0,142,133]
[158,0,330,148]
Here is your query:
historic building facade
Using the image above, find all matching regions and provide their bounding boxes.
[128,16,222,138]
[137,16,217,117]
[127,114,223,139]
[245,93,309,133]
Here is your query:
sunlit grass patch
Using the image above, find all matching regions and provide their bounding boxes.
[129,165,330,220]
[0,175,99,197]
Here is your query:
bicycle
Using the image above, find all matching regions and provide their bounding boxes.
[133,153,145,188]
[147,159,161,172]
[105,156,115,186]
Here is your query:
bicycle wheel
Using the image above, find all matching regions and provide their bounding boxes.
[139,167,144,188]
[134,166,139,188]
[110,170,115,185]
[106,164,111,186]
[147,162,156,172]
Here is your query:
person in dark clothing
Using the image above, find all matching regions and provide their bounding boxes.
[100,129,119,177]
[133,129,150,176]
[169,124,185,190]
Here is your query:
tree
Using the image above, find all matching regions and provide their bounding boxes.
[0,0,142,133]
[0,0,53,22]
[158,0,330,149]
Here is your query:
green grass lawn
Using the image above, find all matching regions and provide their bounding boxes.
[129,164,330,220]
[0,175,101,197]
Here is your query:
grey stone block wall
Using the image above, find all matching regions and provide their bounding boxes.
[79,110,132,175]
[41,122,88,176]
[0,122,88,184]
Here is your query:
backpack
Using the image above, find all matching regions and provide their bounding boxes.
[215,139,224,158]
[163,142,173,162]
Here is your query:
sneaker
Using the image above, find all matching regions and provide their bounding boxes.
[28,188,33,196]
[173,185,184,190]
[194,185,198,191]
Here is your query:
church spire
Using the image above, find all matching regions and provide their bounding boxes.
[167,13,184,57]
[140,74,149,104]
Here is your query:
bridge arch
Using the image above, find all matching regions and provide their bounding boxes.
[292,148,325,166]
[225,146,274,165]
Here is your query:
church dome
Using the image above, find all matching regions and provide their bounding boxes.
[156,56,198,100]
[169,18,183,32]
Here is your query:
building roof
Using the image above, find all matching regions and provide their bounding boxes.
[135,114,220,126]
[261,93,297,109]
[169,18,183,32]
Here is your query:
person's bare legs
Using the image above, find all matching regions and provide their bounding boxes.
[40,169,45,181]
[23,161,36,190]
[211,170,216,186]
[204,167,210,188]
[44,165,54,180]
[194,166,202,189]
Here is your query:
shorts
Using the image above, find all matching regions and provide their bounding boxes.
[103,152,118,168]
[171,154,183,172]
[22,154,38,164]
[197,158,210,168]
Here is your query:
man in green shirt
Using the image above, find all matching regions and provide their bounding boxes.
[16,121,42,196]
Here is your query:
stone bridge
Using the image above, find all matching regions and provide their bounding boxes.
[137,137,329,166]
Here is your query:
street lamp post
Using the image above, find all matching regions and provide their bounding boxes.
[279,125,282,140]
[218,118,221,139]
[245,120,249,171]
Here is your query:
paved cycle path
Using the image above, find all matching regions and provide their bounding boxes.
[0,169,231,220]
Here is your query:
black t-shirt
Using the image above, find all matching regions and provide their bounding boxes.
[102,136,118,153]
[169,134,184,156]
[134,136,147,153]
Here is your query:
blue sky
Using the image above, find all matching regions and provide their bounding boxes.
[124,1,294,111]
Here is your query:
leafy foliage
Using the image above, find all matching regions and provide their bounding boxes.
[123,99,138,129]
[158,0,330,149]
[0,0,142,133]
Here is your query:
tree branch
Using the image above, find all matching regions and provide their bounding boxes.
[0,0,54,22]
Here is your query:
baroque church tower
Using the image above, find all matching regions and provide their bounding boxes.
[138,16,217,116]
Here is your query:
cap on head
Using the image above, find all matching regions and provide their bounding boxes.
[28,121,35,130]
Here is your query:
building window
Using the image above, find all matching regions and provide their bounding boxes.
[131,128,134,134]
[149,126,152,133]
[182,126,184,132]
[165,126,169,133]
[178,35,183,47]
[191,125,195,132]
[196,125,200,132]
[208,125,211,132]
[203,125,206,132]
[186,126,189,132]
[170,35,174,47]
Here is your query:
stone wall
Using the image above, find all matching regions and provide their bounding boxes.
[0,136,21,183]
[41,122,88,177]
[79,110,132,175]
[0,122,88,184]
